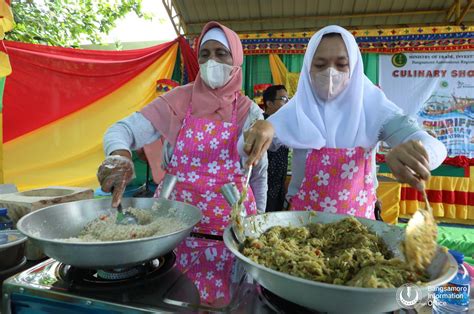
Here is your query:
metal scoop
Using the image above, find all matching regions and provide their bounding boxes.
[114,174,178,225]
[404,180,438,272]
[115,203,137,225]
[221,182,246,244]
[111,186,138,225]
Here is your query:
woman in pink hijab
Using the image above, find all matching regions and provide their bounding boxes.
[97,21,267,304]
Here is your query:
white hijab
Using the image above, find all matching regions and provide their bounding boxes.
[268,25,402,149]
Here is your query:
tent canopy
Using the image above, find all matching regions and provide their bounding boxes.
[163,0,474,35]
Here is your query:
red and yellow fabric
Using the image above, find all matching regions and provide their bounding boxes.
[178,36,199,82]
[377,170,474,225]
[253,83,272,107]
[156,78,180,96]
[0,0,13,185]
[399,170,474,223]
[268,54,299,97]
[4,40,178,142]
[3,41,179,191]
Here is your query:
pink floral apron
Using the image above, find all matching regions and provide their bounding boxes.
[291,147,376,219]
[155,95,257,304]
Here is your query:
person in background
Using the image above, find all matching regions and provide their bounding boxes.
[97,21,267,305]
[262,85,290,211]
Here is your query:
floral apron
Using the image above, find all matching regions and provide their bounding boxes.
[155,95,257,304]
[291,147,376,219]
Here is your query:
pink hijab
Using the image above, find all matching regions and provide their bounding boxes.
[141,21,252,146]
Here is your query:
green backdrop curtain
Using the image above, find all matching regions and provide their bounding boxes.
[171,47,182,83]
[362,53,379,85]
[241,55,273,98]
[0,77,5,111]
[279,54,304,72]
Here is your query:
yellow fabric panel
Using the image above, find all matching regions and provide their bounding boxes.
[0,51,11,77]
[269,54,284,85]
[268,54,299,97]
[4,43,178,191]
[470,166,474,193]
[0,1,14,34]
[286,72,299,97]
[376,180,401,225]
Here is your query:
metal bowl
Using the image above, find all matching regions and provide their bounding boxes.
[224,211,458,313]
[0,230,27,270]
[17,198,202,268]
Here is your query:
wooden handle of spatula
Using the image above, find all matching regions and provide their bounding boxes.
[418,180,433,214]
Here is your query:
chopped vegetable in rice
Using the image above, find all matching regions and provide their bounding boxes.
[241,217,429,288]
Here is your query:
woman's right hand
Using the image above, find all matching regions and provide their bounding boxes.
[385,140,430,191]
[97,152,134,207]
[244,120,275,167]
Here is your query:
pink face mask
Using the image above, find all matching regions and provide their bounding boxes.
[311,67,350,101]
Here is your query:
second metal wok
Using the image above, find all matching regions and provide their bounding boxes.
[224,211,458,313]
[17,198,202,269]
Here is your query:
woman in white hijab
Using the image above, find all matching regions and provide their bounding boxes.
[244,25,447,218]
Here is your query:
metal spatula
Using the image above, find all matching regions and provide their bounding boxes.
[220,166,252,244]
[221,182,246,244]
[404,181,438,272]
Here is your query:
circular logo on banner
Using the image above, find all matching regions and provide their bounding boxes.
[396,283,422,309]
[441,81,449,88]
[392,53,407,68]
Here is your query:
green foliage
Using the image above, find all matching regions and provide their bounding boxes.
[5,0,152,48]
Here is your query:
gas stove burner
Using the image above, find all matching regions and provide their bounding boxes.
[259,286,322,314]
[97,266,143,280]
[58,252,175,292]
[95,259,161,280]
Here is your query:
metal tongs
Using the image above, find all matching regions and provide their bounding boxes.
[220,165,252,244]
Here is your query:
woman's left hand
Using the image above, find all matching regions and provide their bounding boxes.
[385,140,431,191]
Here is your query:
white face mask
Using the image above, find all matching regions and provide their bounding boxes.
[311,67,350,101]
[199,59,234,89]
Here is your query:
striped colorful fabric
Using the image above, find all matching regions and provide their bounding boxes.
[3,40,180,190]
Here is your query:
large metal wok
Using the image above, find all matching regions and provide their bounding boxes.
[17,197,201,269]
[224,211,458,314]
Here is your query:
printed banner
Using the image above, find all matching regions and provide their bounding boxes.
[379,52,474,157]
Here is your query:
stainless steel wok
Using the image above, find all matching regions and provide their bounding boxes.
[17,198,202,269]
[224,211,458,314]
